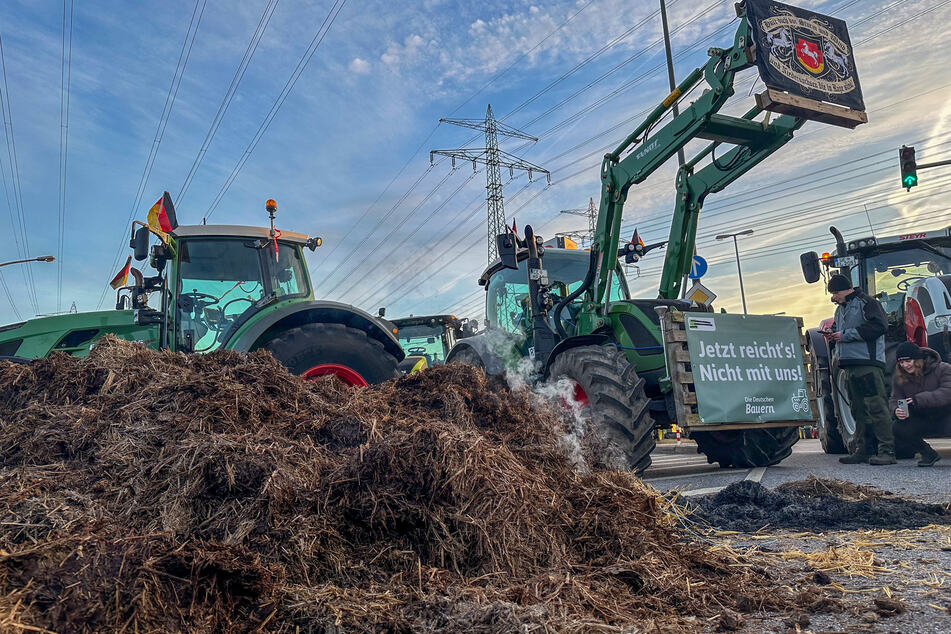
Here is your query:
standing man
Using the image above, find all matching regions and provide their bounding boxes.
[825,273,895,464]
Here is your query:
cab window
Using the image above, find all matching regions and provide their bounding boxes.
[270,243,307,298]
[176,239,266,352]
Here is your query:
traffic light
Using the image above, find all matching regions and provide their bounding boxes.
[899,145,918,190]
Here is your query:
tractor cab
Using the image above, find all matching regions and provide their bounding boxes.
[165,225,317,352]
[479,247,631,342]
[801,227,951,349]
[390,314,472,373]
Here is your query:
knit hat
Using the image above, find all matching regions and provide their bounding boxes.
[827,274,852,292]
[895,341,925,360]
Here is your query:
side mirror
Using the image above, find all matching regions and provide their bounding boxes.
[378,307,386,318]
[497,233,518,270]
[133,226,150,261]
[800,251,821,284]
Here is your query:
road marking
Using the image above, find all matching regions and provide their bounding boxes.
[675,466,767,497]
[679,486,725,497]
[644,468,747,482]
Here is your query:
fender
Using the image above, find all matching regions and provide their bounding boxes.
[445,331,517,376]
[805,327,830,369]
[542,334,611,377]
[228,301,404,360]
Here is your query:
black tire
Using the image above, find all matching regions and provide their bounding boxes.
[259,323,399,384]
[830,368,861,453]
[691,426,799,468]
[446,345,485,371]
[548,344,655,474]
[817,367,847,454]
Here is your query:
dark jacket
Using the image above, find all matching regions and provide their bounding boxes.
[890,347,951,425]
[831,288,887,369]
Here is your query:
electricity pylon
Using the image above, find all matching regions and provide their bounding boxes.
[557,197,597,245]
[431,104,549,263]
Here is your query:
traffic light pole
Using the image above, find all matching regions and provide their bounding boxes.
[918,158,951,170]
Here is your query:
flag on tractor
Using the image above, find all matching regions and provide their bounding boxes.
[632,228,645,248]
[511,219,517,235]
[110,256,132,289]
[147,191,178,233]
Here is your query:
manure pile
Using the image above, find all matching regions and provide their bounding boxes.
[0,337,778,633]
[694,478,951,533]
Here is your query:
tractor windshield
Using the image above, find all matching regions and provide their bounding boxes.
[486,250,629,335]
[175,238,306,352]
[397,324,451,366]
[863,246,951,315]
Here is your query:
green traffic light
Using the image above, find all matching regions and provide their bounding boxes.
[903,174,918,187]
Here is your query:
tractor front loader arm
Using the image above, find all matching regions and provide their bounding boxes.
[583,9,806,309]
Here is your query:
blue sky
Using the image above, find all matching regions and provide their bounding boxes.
[0,0,950,328]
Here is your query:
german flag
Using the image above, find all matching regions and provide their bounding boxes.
[147,191,178,233]
[110,256,132,289]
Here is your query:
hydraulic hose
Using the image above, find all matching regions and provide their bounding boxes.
[553,244,600,339]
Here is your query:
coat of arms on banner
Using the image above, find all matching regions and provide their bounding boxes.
[747,0,864,111]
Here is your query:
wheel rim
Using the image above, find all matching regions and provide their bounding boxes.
[834,372,856,437]
[303,364,368,387]
[572,381,589,407]
[561,380,589,410]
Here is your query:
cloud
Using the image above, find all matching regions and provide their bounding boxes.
[348,57,371,74]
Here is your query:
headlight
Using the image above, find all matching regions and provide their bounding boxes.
[935,315,950,328]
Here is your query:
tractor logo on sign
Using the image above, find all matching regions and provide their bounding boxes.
[746,0,864,111]
[795,35,823,74]
[791,388,810,413]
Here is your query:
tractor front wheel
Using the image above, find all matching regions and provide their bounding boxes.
[691,426,799,468]
[260,323,400,385]
[548,344,655,474]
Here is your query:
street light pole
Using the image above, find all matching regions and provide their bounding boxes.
[0,256,55,268]
[715,230,753,314]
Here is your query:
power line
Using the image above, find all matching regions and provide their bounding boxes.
[204,0,349,221]
[57,0,75,314]
[96,0,208,310]
[0,31,39,315]
[177,0,282,205]
[322,167,460,297]
[324,0,716,297]
[0,269,21,321]
[311,0,603,278]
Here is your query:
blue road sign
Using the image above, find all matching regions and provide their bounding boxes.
[689,255,708,279]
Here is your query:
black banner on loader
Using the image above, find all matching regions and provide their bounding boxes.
[746,0,865,111]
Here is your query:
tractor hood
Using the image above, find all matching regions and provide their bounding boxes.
[0,309,160,359]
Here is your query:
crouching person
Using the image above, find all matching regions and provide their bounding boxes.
[891,341,951,467]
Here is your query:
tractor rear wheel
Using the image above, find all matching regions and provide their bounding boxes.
[548,344,655,474]
[260,323,399,385]
[691,426,799,468]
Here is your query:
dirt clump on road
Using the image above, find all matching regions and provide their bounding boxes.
[0,337,787,633]
[692,477,951,532]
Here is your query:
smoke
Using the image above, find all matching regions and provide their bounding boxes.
[473,326,592,471]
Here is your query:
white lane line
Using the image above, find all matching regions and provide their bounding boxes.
[680,486,725,497]
[675,466,767,497]
[644,468,747,483]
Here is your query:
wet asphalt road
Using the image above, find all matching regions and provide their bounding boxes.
[645,438,951,503]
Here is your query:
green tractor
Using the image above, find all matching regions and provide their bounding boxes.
[447,2,864,473]
[385,313,475,374]
[0,198,404,385]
